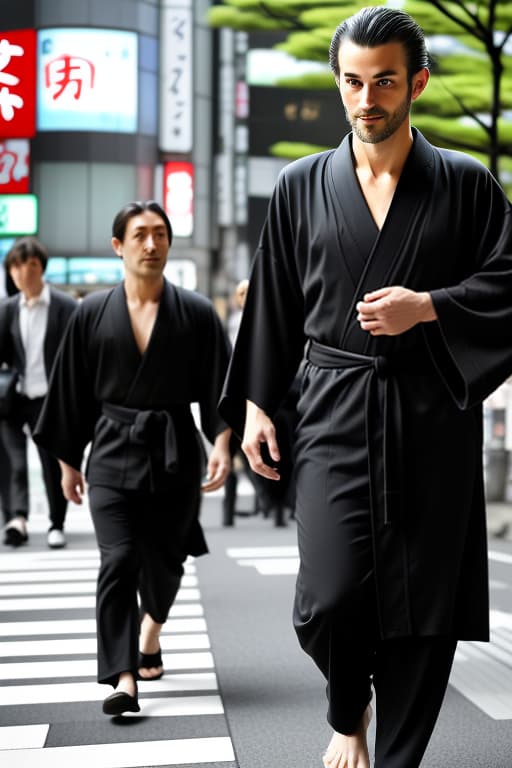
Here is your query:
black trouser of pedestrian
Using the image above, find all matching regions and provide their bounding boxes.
[1,395,67,529]
[0,426,12,524]
[293,494,456,768]
[88,477,201,687]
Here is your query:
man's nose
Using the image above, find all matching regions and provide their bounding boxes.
[144,235,155,250]
[359,84,375,109]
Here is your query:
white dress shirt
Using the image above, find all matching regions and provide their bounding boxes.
[19,282,50,399]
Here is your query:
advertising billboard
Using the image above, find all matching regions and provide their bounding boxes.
[0,194,37,235]
[0,29,37,138]
[37,28,137,133]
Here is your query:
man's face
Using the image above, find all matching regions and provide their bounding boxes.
[112,210,170,279]
[9,256,44,297]
[337,40,426,144]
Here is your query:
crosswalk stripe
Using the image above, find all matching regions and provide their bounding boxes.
[0,633,210,657]
[0,652,215,680]
[0,673,219,706]
[0,724,49,749]
[0,572,198,588]
[0,589,200,612]
[0,736,235,767]
[0,578,198,596]
[0,617,207,636]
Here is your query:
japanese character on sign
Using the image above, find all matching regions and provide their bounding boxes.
[45,55,95,101]
[0,38,25,122]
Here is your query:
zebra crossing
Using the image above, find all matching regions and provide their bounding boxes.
[0,539,236,767]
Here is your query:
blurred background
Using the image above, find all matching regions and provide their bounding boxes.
[0,0,511,510]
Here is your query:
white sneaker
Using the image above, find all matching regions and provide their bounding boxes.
[47,529,66,549]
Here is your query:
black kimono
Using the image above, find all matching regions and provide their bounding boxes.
[220,130,512,739]
[35,280,230,685]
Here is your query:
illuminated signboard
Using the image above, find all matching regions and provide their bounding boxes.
[0,29,37,138]
[164,162,194,238]
[0,194,37,235]
[37,28,137,133]
[160,5,193,152]
[0,139,29,193]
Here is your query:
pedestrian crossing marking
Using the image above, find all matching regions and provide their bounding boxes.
[0,736,235,767]
[0,724,49,749]
[0,546,234,764]
[0,617,207,636]
[0,633,210,657]
[0,673,219,706]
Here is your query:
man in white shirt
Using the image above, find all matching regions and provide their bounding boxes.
[0,237,77,548]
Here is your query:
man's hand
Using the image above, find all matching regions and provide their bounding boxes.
[201,428,232,493]
[241,400,281,481]
[59,460,85,504]
[356,286,437,336]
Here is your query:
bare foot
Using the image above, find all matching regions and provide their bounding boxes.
[138,613,164,680]
[115,670,137,697]
[322,705,372,768]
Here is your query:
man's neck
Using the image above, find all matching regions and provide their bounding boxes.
[124,274,164,305]
[23,279,45,302]
[352,124,413,179]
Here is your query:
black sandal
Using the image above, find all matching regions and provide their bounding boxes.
[138,648,164,680]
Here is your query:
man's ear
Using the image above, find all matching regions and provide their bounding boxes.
[111,237,123,258]
[411,67,429,101]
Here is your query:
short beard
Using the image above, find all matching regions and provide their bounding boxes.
[346,85,412,144]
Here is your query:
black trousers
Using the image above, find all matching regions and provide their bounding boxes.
[88,477,201,687]
[293,494,456,767]
[0,427,11,524]
[1,395,67,529]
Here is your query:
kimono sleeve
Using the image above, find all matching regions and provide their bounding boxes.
[219,170,306,438]
[33,304,98,471]
[197,303,232,445]
[423,173,512,409]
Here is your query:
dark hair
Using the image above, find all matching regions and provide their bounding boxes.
[112,200,173,246]
[329,6,431,83]
[5,236,48,273]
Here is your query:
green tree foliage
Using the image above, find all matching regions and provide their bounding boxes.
[208,0,512,190]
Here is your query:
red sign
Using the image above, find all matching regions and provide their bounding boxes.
[163,162,194,238]
[0,29,36,138]
[0,139,29,193]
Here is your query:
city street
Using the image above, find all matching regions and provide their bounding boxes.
[0,453,512,767]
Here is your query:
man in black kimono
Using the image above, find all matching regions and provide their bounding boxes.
[34,201,231,716]
[220,7,512,768]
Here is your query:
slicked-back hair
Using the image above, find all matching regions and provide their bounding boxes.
[5,236,49,273]
[329,6,431,84]
[112,200,173,247]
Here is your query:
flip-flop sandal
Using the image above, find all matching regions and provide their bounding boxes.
[138,648,164,680]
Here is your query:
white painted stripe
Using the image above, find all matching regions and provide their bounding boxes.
[0,652,214,680]
[0,673,218,706]
[489,609,512,629]
[0,590,200,612]
[227,545,298,558]
[238,557,299,575]
[489,579,508,590]
[0,570,98,583]
[0,617,207,637]
[0,724,49,750]
[0,550,196,580]
[488,549,512,565]
[0,580,199,597]
[0,633,210,657]
[0,736,235,767]
[122,694,224,718]
[0,595,96,611]
[451,641,512,719]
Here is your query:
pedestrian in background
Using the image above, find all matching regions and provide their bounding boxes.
[34,201,232,716]
[220,7,512,767]
[0,236,77,549]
